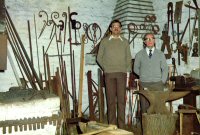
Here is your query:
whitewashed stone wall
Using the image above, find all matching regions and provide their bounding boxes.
[1,0,200,114]
[3,0,117,113]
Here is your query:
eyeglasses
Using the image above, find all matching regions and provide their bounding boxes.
[145,38,155,41]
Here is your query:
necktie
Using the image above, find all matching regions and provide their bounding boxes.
[149,49,152,58]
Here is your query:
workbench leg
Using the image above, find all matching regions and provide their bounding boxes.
[180,113,183,135]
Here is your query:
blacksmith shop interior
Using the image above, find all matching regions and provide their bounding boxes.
[1,0,200,135]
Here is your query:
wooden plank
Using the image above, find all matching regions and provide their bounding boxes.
[0,33,7,70]
[78,34,86,117]
[198,9,200,68]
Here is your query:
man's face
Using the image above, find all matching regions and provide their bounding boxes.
[144,34,155,48]
[110,22,121,36]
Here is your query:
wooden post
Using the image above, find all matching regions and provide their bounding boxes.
[0,33,7,71]
[198,9,200,69]
[98,68,104,122]
[78,34,85,117]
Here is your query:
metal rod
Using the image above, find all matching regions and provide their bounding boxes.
[43,46,47,90]
[6,17,37,89]
[72,50,78,117]
[45,54,52,93]
[27,20,33,66]
[34,14,41,79]
[6,8,43,90]
[64,61,73,98]
[198,9,200,69]
[68,6,76,118]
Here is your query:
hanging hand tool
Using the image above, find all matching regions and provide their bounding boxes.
[167,2,175,41]
[70,12,81,45]
[62,12,67,50]
[57,20,64,42]
[160,30,172,59]
[174,1,183,65]
[176,17,190,64]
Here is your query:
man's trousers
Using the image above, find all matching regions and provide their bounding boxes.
[104,72,126,129]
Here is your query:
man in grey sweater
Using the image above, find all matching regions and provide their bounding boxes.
[97,19,132,129]
[134,33,168,113]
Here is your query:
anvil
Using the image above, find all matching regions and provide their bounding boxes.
[134,89,190,114]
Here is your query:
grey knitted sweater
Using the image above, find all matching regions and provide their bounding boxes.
[134,48,168,83]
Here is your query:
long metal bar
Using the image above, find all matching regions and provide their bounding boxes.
[27,20,33,66]
[68,6,76,118]
[72,50,78,117]
[6,9,43,90]
[55,30,64,92]
[34,14,41,79]
[64,61,73,98]
[198,9,200,70]
[6,17,37,89]
[45,54,52,93]
[63,12,67,45]
[177,23,181,65]
[43,46,47,90]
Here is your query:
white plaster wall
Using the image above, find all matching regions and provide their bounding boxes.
[1,0,200,114]
[3,0,117,114]
[153,0,200,109]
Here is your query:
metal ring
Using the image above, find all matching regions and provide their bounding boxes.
[152,25,160,34]
[128,23,138,32]
[150,15,157,22]
[144,15,151,22]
